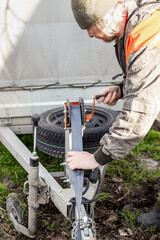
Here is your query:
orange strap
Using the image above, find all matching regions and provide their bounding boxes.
[126,10,160,63]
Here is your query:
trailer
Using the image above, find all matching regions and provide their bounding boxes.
[0,0,122,239]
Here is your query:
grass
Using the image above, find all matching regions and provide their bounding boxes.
[97,192,113,203]
[105,130,160,186]
[0,183,8,205]
[0,134,64,186]
[42,219,55,232]
[131,130,160,160]
[105,157,146,185]
[119,210,141,229]
[0,141,27,185]
[0,129,159,193]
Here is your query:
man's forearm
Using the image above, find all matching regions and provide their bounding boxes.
[94,146,113,165]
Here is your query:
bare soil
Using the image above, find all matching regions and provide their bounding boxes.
[1,174,160,240]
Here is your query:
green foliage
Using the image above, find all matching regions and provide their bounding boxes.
[42,219,55,232]
[67,232,71,238]
[97,192,112,203]
[64,218,71,226]
[0,142,27,185]
[1,129,159,189]
[144,168,160,181]
[42,219,49,227]
[119,210,140,228]
[0,206,13,225]
[47,222,55,232]
[132,130,160,160]
[105,157,147,186]
[0,134,63,186]
[106,130,160,186]
[0,182,8,205]
[143,226,157,232]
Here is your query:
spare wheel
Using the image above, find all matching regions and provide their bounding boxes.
[37,106,118,159]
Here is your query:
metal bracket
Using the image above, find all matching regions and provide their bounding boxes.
[37,178,50,205]
[5,117,12,125]
[23,177,50,204]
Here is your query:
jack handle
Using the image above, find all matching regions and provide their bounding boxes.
[32,114,40,155]
[85,93,96,124]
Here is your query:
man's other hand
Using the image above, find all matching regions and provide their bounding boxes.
[97,85,121,106]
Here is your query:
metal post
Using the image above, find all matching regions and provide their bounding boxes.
[28,154,39,237]
[28,114,40,237]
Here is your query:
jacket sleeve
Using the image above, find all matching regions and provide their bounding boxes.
[117,81,124,98]
[94,46,160,165]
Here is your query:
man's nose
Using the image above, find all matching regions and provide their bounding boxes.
[87,29,93,38]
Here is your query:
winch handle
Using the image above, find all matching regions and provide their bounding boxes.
[85,93,96,124]
[94,94,108,100]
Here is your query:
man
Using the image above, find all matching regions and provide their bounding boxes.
[66,0,160,229]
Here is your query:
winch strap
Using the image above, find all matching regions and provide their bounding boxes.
[71,105,84,240]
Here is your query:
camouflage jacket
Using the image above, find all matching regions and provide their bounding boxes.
[94,0,160,164]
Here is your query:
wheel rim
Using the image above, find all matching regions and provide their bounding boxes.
[11,207,18,219]
[47,107,111,129]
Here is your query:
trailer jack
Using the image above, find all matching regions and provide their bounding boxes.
[6,114,41,238]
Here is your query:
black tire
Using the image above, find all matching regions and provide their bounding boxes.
[6,194,25,227]
[37,106,118,159]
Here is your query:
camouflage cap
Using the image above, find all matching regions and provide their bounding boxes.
[71,0,117,29]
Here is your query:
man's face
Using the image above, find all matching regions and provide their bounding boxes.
[87,24,118,42]
[87,17,126,43]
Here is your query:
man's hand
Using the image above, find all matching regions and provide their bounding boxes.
[97,85,121,106]
[66,151,100,170]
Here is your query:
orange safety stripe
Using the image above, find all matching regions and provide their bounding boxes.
[126,10,160,63]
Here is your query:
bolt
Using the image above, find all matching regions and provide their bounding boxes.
[60,162,66,166]
[63,179,70,183]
